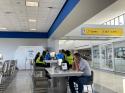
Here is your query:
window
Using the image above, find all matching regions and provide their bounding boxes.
[104,23,107,25]
[119,15,124,25]
[111,19,115,25]
[107,21,111,25]
[115,17,119,25]
[103,13,125,26]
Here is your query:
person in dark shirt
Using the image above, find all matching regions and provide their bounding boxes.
[45,50,51,60]
[42,51,46,59]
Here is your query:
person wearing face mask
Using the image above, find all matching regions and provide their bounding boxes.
[69,53,91,93]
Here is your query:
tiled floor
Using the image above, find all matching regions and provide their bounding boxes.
[94,69,125,93]
[4,70,125,93]
[5,71,33,93]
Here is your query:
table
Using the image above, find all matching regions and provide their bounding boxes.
[44,60,57,63]
[44,60,58,67]
[45,68,83,93]
[45,68,83,77]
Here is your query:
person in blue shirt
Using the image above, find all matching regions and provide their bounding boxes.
[45,50,51,60]
[56,50,65,60]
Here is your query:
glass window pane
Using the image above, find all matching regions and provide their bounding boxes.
[111,19,115,25]
[104,23,107,25]
[124,14,125,24]
[115,17,119,25]
[107,21,110,25]
[119,15,124,25]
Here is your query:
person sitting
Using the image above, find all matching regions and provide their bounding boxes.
[56,50,65,60]
[69,53,91,93]
[45,50,51,60]
[55,50,69,69]
[42,50,51,67]
[36,55,51,79]
[42,51,47,59]
[35,55,46,67]
[34,52,40,63]
[65,50,73,68]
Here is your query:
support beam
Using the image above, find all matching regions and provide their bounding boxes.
[50,0,117,39]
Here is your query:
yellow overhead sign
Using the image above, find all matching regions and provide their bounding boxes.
[83,28,124,36]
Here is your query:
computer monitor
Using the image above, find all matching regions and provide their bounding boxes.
[50,52,55,58]
[0,54,3,60]
[58,59,63,66]
[61,63,68,70]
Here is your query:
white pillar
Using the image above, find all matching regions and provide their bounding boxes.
[48,39,59,53]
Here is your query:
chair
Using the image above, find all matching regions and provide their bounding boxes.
[83,71,94,93]
[74,71,94,93]
[0,60,17,93]
[32,61,49,93]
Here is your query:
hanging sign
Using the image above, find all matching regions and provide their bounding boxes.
[82,28,124,36]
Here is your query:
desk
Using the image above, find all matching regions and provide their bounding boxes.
[45,68,83,93]
[45,68,83,77]
[44,60,57,63]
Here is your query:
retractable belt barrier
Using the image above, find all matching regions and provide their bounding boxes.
[0,60,17,93]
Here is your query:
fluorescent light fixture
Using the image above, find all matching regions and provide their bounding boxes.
[0,28,7,30]
[26,1,38,7]
[29,19,37,22]
[30,29,36,30]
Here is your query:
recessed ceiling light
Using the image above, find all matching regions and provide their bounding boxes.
[0,28,7,30]
[16,1,21,4]
[4,11,12,14]
[26,1,38,7]
[30,29,36,30]
[29,19,37,22]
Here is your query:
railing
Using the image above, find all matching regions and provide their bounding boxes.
[0,60,17,93]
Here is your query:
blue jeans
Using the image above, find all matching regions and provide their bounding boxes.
[69,76,91,93]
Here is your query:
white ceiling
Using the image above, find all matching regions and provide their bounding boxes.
[84,0,125,24]
[59,0,125,50]
[0,0,66,32]
[60,0,125,40]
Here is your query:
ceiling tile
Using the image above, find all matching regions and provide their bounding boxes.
[0,0,67,32]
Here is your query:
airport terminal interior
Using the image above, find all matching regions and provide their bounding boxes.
[0,0,125,93]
